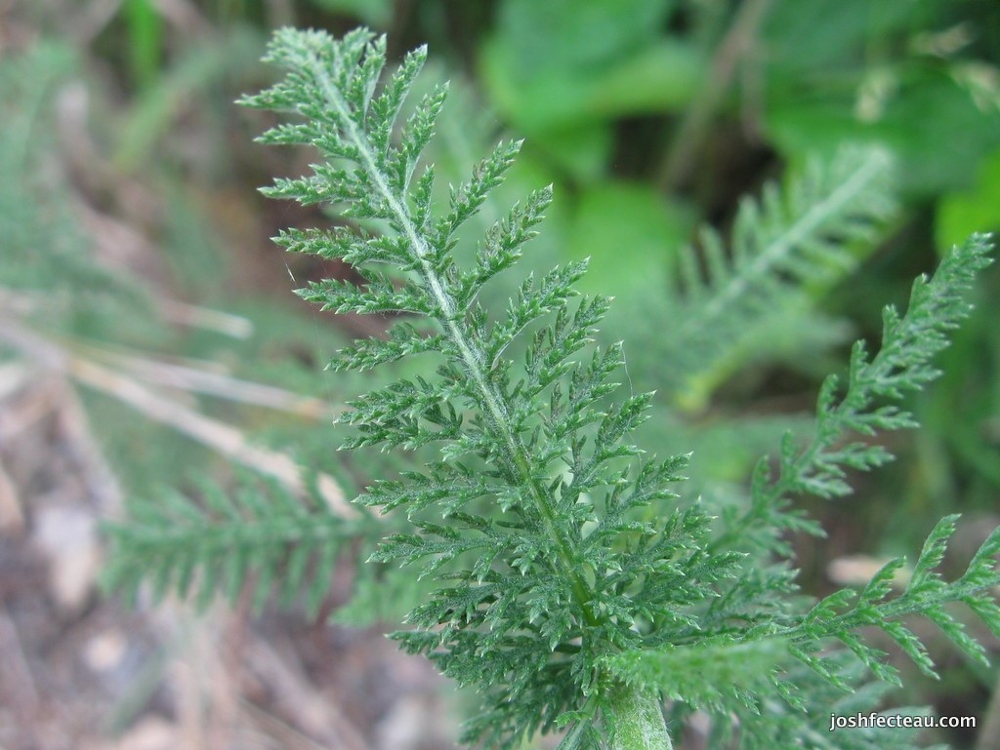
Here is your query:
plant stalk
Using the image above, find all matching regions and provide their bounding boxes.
[608,685,672,750]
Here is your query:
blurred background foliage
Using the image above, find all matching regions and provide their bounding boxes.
[2,0,1000,746]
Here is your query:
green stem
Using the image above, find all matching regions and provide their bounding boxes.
[608,685,672,750]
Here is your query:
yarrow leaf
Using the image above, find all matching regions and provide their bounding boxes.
[236,26,998,750]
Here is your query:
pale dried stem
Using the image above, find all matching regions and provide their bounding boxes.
[73,340,339,419]
[156,298,254,339]
[69,356,355,517]
[0,317,355,518]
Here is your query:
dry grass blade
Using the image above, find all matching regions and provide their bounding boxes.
[73,341,340,420]
[0,317,355,518]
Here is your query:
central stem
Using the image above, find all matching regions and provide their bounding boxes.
[608,685,673,750]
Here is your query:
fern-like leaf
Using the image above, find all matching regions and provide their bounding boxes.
[242,27,737,748]
[103,475,376,616]
[775,515,1000,695]
[657,146,896,409]
[717,233,994,556]
[242,26,997,750]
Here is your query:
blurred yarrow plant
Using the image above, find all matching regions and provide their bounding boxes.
[114,27,1000,750]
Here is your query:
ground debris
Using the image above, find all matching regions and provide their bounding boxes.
[0,374,454,750]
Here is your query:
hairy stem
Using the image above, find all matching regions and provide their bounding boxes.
[608,685,672,750]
